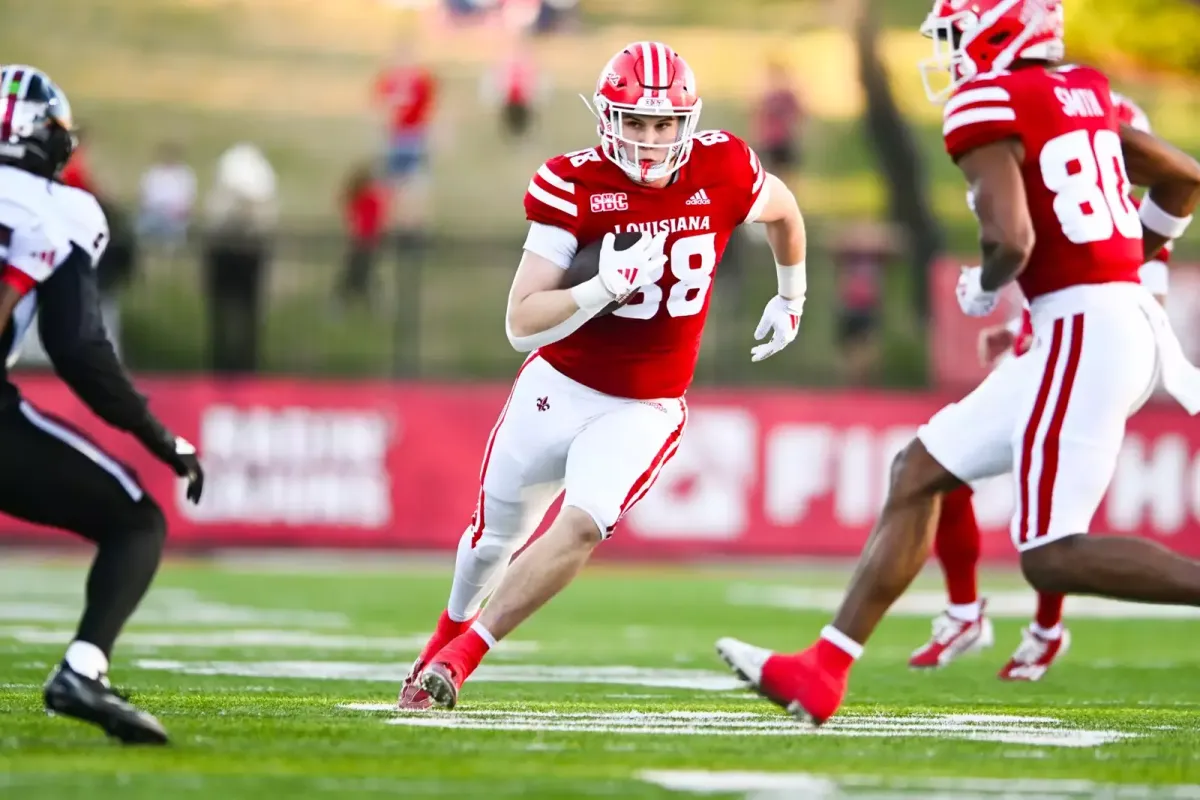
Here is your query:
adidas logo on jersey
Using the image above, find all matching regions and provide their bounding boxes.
[685,188,712,206]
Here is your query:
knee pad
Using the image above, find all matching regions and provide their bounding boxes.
[462,492,527,566]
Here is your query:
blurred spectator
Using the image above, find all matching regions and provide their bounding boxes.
[832,221,900,386]
[59,126,97,194]
[201,143,277,375]
[137,141,196,258]
[374,37,437,235]
[481,34,547,143]
[533,0,580,34]
[335,163,390,309]
[754,59,806,188]
[442,0,498,21]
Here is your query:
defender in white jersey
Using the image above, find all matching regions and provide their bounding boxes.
[0,65,205,745]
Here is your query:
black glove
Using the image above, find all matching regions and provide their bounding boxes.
[164,436,204,504]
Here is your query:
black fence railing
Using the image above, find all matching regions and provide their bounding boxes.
[78,228,926,388]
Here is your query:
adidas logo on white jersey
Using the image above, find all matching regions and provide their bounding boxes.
[684,188,712,206]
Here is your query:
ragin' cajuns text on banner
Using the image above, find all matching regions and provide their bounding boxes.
[7,375,1200,559]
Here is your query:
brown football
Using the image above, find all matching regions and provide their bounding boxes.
[560,231,646,317]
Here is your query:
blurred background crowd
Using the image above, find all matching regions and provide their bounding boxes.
[13,0,1200,392]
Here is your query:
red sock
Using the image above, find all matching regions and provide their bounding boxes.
[438,625,493,683]
[1034,592,1064,631]
[417,609,477,666]
[816,633,864,676]
[935,486,981,606]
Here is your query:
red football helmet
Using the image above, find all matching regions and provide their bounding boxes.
[919,0,1064,103]
[1112,91,1151,134]
[586,41,702,183]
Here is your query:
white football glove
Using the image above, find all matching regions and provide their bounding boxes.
[956,266,1000,317]
[597,230,666,302]
[751,294,805,362]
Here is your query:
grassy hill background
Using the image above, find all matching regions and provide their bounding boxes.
[10,0,1200,383]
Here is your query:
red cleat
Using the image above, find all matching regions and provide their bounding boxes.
[419,661,464,710]
[396,610,477,711]
[419,626,492,710]
[909,603,994,669]
[715,637,847,725]
[997,625,1070,682]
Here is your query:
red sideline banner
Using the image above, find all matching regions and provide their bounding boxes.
[7,375,1200,560]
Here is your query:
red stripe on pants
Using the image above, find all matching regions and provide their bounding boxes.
[470,354,538,547]
[1033,314,1085,542]
[1018,318,1065,545]
[607,400,688,534]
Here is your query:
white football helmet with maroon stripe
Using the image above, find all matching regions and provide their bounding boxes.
[0,65,76,178]
[587,41,702,183]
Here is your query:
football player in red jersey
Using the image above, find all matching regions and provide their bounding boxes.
[909,91,1173,681]
[718,0,1200,724]
[396,41,809,710]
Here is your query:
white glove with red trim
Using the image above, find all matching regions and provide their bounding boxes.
[751,294,804,362]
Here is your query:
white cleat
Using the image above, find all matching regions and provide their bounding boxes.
[998,626,1071,682]
[909,611,994,670]
[715,636,774,689]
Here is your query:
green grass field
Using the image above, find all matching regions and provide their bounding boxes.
[1,555,1198,798]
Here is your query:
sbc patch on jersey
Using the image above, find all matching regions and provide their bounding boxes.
[590,193,629,213]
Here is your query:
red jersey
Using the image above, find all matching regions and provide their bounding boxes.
[60,146,95,193]
[375,67,436,136]
[943,65,1143,301]
[345,183,388,243]
[525,131,767,399]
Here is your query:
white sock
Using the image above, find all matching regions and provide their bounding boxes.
[470,621,497,648]
[64,640,109,681]
[446,528,512,622]
[947,601,982,623]
[820,625,865,660]
[1031,622,1063,641]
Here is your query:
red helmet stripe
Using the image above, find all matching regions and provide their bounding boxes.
[0,67,25,143]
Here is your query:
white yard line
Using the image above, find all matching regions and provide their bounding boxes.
[136,660,746,691]
[728,585,1200,619]
[0,628,536,654]
[355,710,1135,748]
[639,769,1200,798]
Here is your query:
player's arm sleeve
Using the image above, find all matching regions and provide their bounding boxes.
[524,158,584,234]
[941,83,1021,161]
[726,134,770,225]
[36,246,178,464]
[522,222,578,269]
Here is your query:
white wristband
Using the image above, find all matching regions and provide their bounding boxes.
[570,276,614,316]
[776,260,807,301]
[1140,196,1193,240]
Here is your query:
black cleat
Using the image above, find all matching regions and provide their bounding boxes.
[43,662,169,745]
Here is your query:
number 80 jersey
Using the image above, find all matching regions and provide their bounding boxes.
[523,130,768,400]
[942,65,1143,301]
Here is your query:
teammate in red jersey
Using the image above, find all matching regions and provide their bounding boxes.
[396,41,809,710]
[910,91,1172,681]
[718,0,1200,724]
